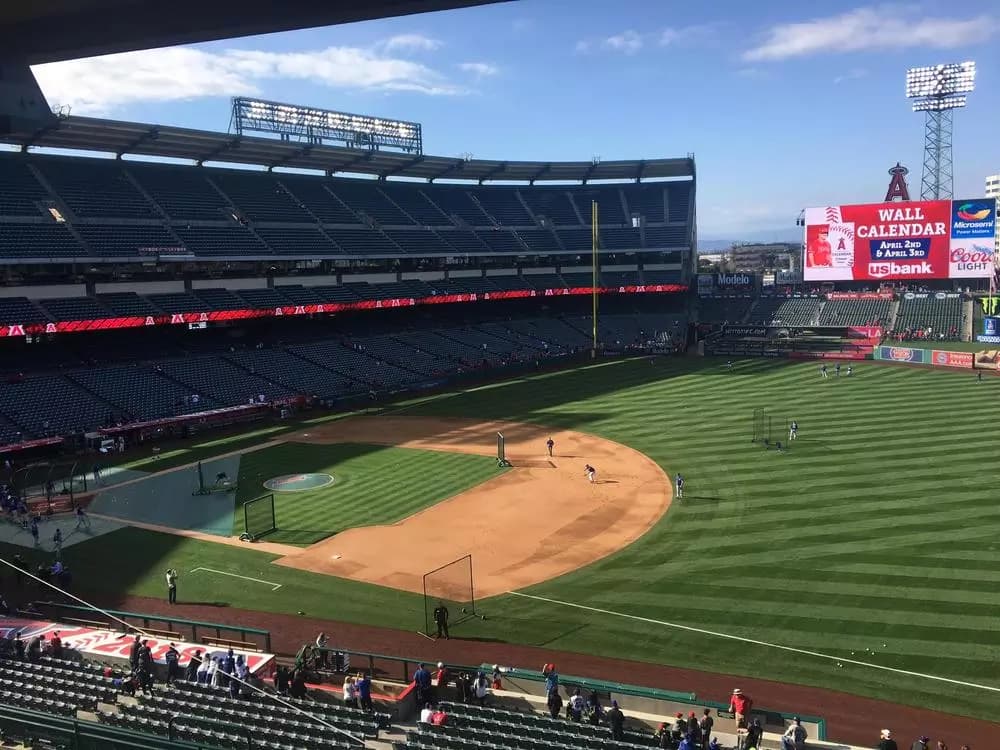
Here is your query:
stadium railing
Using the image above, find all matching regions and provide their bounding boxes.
[30,601,272,653]
[0,703,203,750]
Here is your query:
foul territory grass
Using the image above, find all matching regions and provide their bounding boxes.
[33,357,1000,722]
[233,442,503,545]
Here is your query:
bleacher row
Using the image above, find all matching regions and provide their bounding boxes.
[0,655,375,750]
[0,312,685,443]
[700,295,963,337]
[0,270,681,325]
[0,154,693,259]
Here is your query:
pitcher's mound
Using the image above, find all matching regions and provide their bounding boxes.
[263,473,335,492]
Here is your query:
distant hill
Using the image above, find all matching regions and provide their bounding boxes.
[698,228,803,253]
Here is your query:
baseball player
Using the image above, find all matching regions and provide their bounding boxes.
[546,438,554,457]
[52,527,63,560]
[789,420,798,441]
[584,464,596,484]
[674,473,684,499]
[846,365,853,377]
[820,364,828,379]
[835,363,841,377]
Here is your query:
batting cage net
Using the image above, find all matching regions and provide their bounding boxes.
[422,554,476,637]
[243,493,276,541]
[752,409,789,450]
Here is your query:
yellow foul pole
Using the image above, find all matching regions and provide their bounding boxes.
[591,200,599,355]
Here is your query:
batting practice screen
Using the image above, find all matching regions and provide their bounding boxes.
[422,554,476,636]
[802,198,996,281]
[243,493,276,541]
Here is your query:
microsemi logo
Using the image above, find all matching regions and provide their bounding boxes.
[868,261,933,278]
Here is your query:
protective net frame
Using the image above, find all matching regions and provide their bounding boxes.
[243,493,276,540]
[752,409,790,451]
[421,554,476,637]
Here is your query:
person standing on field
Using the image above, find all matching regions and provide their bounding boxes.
[433,602,450,639]
[166,568,178,604]
[546,438,554,457]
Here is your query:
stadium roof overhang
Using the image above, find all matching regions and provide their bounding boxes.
[2,0,506,64]
[3,115,695,184]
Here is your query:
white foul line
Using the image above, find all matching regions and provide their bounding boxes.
[507,591,1000,694]
[191,567,282,591]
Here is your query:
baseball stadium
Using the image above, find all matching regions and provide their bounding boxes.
[0,3,997,750]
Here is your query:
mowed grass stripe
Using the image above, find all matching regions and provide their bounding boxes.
[233,442,503,545]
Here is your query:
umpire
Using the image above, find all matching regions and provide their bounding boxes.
[433,602,450,639]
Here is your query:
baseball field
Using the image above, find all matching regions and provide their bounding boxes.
[6,357,1000,726]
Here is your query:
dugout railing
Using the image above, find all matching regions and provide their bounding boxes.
[30,601,272,652]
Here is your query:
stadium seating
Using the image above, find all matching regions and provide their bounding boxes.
[469,188,533,226]
[642,226,687,247]
[518,189,580,225]
[893,295,964,339]
[158,356,298,406]
[35,158,158,219]
[68,364,217,420]
[378,183,451,226]
[328,181,414,225]
[224,348,359,400]
[698,297,754,324]
[0,158,52,216]
[96,293,163,317]
[74,224,180,257]
[279,177,362,224]
[427,187,488,226]
[0,374,113,435]
[254,226,342,256]
[622,185,665,223]
[0,223,87,258]
[128,164,231,220]
[747,297,821,326]
[172,225,270,257]
[37,296,113,321]
[210,172,312,223]
[818,297,891,326]
[0,297,49,324]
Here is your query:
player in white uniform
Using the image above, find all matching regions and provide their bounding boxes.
[584,464,596,484]
[789,421,798,441]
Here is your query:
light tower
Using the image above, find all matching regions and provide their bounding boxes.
[906,62,976,200]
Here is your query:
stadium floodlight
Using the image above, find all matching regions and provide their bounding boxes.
[230,97,423,154]
[906,62,976,200]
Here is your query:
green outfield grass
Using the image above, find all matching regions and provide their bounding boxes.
[232,442,503,545]
[25,357,1000,722]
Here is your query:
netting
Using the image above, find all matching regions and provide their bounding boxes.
[243,493,276,540]
[422,554,476,636]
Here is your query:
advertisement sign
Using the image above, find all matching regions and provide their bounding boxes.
[697,274,715,295]
[803,199,996,281]
[715,272,756,290]
[930,350,974,368]
[984,317,1000,337]
[875,346,929,364]
[827,292,894,300]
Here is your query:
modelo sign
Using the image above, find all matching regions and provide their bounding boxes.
[803,198,996,281]
[715,272,755,290]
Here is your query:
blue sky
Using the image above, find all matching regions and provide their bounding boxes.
[30,0,1000,239]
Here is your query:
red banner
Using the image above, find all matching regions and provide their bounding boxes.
[827,292,894,300]
[930,350,974,368]
[0,284,687,338]
[804,200,952,281]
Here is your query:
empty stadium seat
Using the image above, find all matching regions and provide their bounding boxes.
[747,297,821,326]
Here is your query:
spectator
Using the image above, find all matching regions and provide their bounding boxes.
[12,632,24,661]
[289,668,307,699]
[49,631,63,659]
[546,688,563,718]
[52,528,63,560]
[274,665,290,696]
[583,692,604,726]
[567,687,585,721]
[606,699,625,741]
[419,702,434,724]
[435,661,450,691]
[430,706,449,726]
[654,722,671,749]
[165,568,178,605]
[543,663,559,694]
[342,675,357,708]
[222,649,236,687]
[937,743,948,750]
[185,650,202,682]
[196,655,211,685]
[491,664,502,690]
[356,671,372,712]
[164,643,180,684]
[699,708,714,750]
[137,640,154,694]
[472,670,489,706]
[745,718,764,750]
[709,739,721,750]
[454,671,470,703]
[782,717,807,750]
[315,631,329,668]
[209,657,223,688]
[413,663,432,706]
[128,634,142,672]
[27,634,43,662]
[729,688,752,728]
[912,737,930,750]
[687,711,701,743]
[234,655,249,697]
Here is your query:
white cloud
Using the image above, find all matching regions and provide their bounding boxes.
[659,24,719,47]
[744,6,998,61]
[33,42,466,114]
[574,39,593,54]
[833,67,868,84]
[602,30,644,55]
[458,62,499,77]
[378,33,442,53]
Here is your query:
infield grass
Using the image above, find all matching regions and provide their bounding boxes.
[233,442,504,545]
[27,357,1000,722]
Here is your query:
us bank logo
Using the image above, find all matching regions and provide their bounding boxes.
[951,199,995,239]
